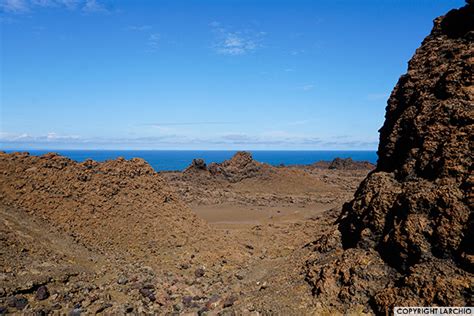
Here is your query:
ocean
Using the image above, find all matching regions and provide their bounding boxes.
[4,150,378,171]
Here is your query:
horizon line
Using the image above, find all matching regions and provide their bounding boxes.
[1,148,378,152]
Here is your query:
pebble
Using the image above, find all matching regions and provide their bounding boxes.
[51,303,62,310]
[34,309,48,316]
[123,304,134,313]
[95,303,112,313]
[194,267,205,278]
[198,307,209,315]
[205,294,221,310]
[69,308,82,316]
[117,276,128,285]
[223,295,237,308]
[182,295,193,308]
[8,296,28,310]
[180,263,190,270]
[139,288,156,302]
[35,285,50,300]
[235,271,245,280]
[173,302,184,312]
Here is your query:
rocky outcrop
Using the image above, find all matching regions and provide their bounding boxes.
[339,1,473,272]
[0,151,208,259]
[310,157,375,170]
[184,158,207,173]
[208,151,269,183]
[306,2,473,313]
[328,157,374,170]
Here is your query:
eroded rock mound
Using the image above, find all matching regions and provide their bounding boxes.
[310,157,375,170]
[306,2,473,313]
[184,158,207,173]
[208,151,269,182]
[0,151,207,259]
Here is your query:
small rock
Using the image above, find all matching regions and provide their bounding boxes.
[123,304,133,313]
[235,272,245,280]
[182,295,193,308]
[173,302,184,312]
[51,303,62,310]
[35,285,50,300]
[194,267,205,278]
[69,308,82,316]
[198,306,210,316]
[223,295,237,308]
[180,263,190,270]
[139,288,155,302]
[117,276,128,285]
[9,297,28,310]
[95,303,112,313]
[205,295,221,310]
[34,309,48,316]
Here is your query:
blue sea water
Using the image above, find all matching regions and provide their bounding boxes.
[5,150,378,171]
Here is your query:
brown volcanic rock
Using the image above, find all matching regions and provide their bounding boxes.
[306,2,473,313]
[208,151,270,183]
[339,2,473,272]
[184,158,207,173]
[310,157,375,170]
[0,151,208,260]
[328,157,374,170]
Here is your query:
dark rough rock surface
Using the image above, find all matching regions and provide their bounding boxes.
[306,157,375,170]
[306,2,474,314]
[208,151,270,183]
[35,286,49,301]
[184,158,207,173]
[340,1,473,272]
[328,157,374,170]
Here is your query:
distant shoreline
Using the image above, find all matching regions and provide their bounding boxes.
[1,149,377,172]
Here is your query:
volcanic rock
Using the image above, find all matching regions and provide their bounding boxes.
[208,152,268,183]
[0,152,208,260]
[35,285,49,301]
[339,1,473,272]
[184,159,207,173]
[328,158,374,170]
[306,1,474,313]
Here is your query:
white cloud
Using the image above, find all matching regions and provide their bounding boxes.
[0,131,80,142]
[211,22,265,56]
[82,0,107,13]
[147,33,160,51]
[127,25,152,32]
[1,0,107,14]
[290,49,305,56]
[299,84,315,91]
[0,130,378,150]
[1,0,29,13]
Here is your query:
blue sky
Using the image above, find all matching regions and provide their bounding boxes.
[0,0,464,150]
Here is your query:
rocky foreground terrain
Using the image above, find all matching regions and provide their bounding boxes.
[1,1,473,315]
[0,151,373,315]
